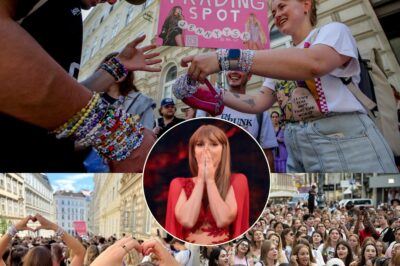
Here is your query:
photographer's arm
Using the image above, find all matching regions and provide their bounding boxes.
[0,0,91,129]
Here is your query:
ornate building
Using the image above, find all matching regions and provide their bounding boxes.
[54,190,90,236]
[0,173,24,234]
[119,173,161,240]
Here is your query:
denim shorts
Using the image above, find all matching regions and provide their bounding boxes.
[284,112,398,172]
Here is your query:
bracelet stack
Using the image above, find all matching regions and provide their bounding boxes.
[7,224,17,238]
[55,226,66,238]
[52,93,144,161]
[216,49,255,73]
[100,56,128,82]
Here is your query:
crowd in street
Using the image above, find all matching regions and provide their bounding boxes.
[200,199,400,266]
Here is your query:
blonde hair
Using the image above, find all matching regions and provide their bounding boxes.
[270,0,318,27]
[188,125,231,199]
[259,240,278,265]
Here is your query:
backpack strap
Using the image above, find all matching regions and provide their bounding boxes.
[18,0,48,24]
[125,93,142,113]
[345,82,377,111]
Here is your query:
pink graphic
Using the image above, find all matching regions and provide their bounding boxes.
[73,221,87,236]
[157,0,270,49]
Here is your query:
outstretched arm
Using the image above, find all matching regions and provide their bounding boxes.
[81,35,161,93]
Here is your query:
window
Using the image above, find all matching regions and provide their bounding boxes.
[163,66,177,99]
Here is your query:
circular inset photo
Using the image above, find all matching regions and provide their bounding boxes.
[143,118,270,245]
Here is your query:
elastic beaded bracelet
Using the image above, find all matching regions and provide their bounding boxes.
[100,57,128,82]
[55,226,66,238]
[216,49,229,71]
[7,224,17,238]
[238,49,255,73]
[53,92,100,138]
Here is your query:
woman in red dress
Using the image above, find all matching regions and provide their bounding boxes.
[165,124,249,244]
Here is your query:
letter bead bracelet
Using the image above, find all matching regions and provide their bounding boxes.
[52,93,144,161]
[216,49,255,73]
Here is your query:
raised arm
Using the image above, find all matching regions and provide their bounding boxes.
[34,214,85,266]
[174,178,205,228]
[80,35,161,93]
[0,0,91,129]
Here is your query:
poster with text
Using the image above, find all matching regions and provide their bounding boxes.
[157,0,270,49]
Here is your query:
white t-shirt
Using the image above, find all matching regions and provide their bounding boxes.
[263,22,366,122]
[174,249,192,266]
[196,107,278,149]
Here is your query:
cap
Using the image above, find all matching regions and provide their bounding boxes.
[326,258,345,266]
[125,0,147,5]
[160,98,175,107]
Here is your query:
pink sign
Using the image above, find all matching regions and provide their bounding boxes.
[73,221,87,236]
[157,0,270,49]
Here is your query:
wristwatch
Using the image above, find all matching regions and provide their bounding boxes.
[227,49,241,70]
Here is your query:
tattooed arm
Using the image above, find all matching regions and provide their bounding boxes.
[223,86,276,114]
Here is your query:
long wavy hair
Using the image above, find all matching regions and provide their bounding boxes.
[188,125,231,199]
[259,240,277,266]
[334,240,354,266]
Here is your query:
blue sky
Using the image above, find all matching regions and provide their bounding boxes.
[46,173,94,193]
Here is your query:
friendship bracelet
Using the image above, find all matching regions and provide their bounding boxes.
[55,226,66,238]
[7,224,17,238]
[238,49,255,73]
[100,57,128,82]
[216,49,229,71]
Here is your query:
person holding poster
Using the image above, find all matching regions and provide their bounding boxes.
[245,13,267,50]
[159,6,185,46]
[179,0,398,173]
[165,124,249,245]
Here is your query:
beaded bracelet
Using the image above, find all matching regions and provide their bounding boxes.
[100,57,128,82]
[216,49,255,73]
[238,49,255,73]
[55,226,66,238]
[53,95,144,161]
[7,224,17,238]
[216,49,229,71]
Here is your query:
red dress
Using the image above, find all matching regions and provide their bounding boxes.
[165,173,249,244]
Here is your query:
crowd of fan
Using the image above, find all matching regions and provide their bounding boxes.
[201,199,400,266]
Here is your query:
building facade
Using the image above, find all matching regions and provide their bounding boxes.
[54,190,90,236]
[119,173,161,240]
[92,173,123,238]
[0,173,24,234]
[21,173,54,237]
[80,0,400,119]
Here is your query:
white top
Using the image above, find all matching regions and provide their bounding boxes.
[196,107,278,149]
[174,249,192,266]
[263,22,366,121]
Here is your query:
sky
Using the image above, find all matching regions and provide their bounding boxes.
[46,173,94,193]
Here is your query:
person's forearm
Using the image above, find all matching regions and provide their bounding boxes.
[223,89,275,114]
[80,69,115,93]
[0,13,91,130]
[61,231,86,266]
[206,181,236,228]
[175,180,204,228]
[0,233,11,260]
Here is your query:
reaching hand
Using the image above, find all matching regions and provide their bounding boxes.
[117,35,162,73]
[15,215,35,232]
[181,52,220,83]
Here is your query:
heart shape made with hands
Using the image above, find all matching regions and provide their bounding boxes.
[22,215,46,232]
